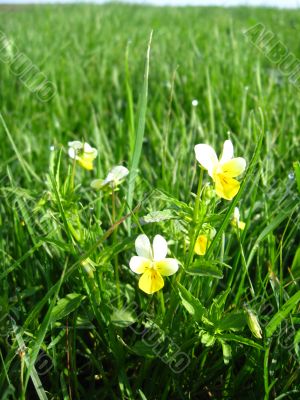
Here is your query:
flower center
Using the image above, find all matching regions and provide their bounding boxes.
[149,261,157,270]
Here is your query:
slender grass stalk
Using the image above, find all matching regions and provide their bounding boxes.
[126,31,153,235]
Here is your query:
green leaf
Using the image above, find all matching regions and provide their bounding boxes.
[177,283,206,322]
[209,288,231,322]
[265,290,300,338]
[186,261,223,279]
[216,312,247,331]
[111,309,136,328]
[140,209,174,224]
[294,330,300,359]
[50,293,86,324]
[293,161,300,194]
[220,340,232,365]
[216,333,264,350]
[13,325,48,400]
[132,341,156,359]
[291,247,300,277]
[126,31,153,234]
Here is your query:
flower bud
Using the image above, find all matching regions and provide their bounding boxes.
[245,308,262,339]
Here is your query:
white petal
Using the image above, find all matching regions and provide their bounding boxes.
[129,256,150,274]
[194,144,218,177]
[68,148,78,160]
[68,141,83,150]
[103,172,114,185]
[221,157,246,178]
[83,142,93,153]
[234,207,240,222]
[83,143,98,157]
[135,234,152,259]
[110,166,129,181]
[156,258,179,276]
[153,234,168,261]
[220,140,234,164]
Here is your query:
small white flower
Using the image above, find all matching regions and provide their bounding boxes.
[192,99,199,107]
[104,166,129,186]
[234,207,240,223]
[91,165,129,190]
[49,145,55,151]
[232,207,246,230]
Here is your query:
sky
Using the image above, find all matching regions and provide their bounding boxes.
[0,0,299,7]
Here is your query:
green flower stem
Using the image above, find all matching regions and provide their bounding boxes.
[70,157,77,192]
[158,290,165,316]
[112,186,121,307]
[193,167,204,224]
[186,167,204,268]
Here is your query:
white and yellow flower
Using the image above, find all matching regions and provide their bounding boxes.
[91,165,129,190]
[232,207,246,231]
[129,234,179,294]
[194,139,246,200]
[68,141,98,171]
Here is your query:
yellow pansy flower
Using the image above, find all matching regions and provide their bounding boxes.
[68,141,98,171]
[194,234,208,256]
[232,207,246,231]
[194,139,246,200]
[129,234,179,295]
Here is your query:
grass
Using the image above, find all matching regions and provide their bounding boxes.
[0,3,300,399]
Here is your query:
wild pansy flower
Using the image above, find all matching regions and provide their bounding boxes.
[232,207,246,231]
[194,226,216,256]
[91,165,129,190]
[68,141,98,171]
[194,234,208,256]
[129,234,179,294]
[194,139,246,200]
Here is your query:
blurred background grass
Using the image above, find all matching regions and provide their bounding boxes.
[0,4,300,399]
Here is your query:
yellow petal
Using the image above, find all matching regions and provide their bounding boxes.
[129,256,151,274]
[238,221,246,230]
[215,174,240,200]
[78,157,94,170]
[138,269,164,294]
[194,235,208,256]
[221,158,246,178]
[155,258,179,276]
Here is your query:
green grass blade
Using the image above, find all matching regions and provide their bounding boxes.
[265,290,300,338]
[126,31,152,235]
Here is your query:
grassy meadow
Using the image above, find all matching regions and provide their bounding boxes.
[0,3,300,399]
